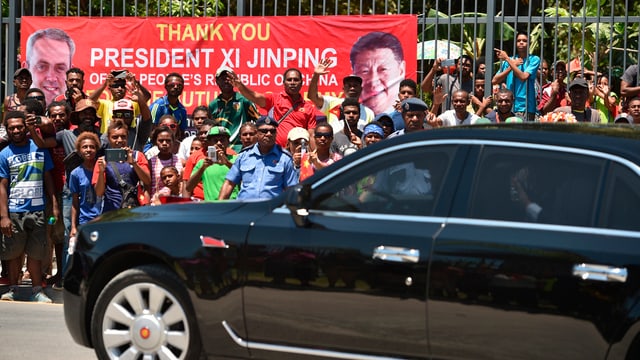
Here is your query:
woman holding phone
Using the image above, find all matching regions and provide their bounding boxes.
[92,119,151,211]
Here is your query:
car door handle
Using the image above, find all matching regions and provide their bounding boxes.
[572,263,627,283]
[373,246,419,263]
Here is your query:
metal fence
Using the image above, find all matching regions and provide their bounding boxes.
[2,0,639,99]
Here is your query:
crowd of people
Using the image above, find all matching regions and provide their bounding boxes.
[0,27,639,303]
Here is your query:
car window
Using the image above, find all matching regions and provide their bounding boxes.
[469,146,605,227]
[601,163,640,231]
[312,145,457,216]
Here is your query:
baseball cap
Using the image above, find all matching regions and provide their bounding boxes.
[207,126,231,137]
[70,99,100,125]
[13,68,31,79]
[343,74,363,85]
[363,123,384,138]
[568,77,589,90]
[287,127,309,142]
[216,66,234,78]
[113,99,134,112]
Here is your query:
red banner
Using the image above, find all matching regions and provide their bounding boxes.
[20,16,417,116]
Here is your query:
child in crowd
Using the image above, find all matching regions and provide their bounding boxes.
[69,132,102,238]
[152,166,183,205]
[189,138,204,157]
[239,122,258,149]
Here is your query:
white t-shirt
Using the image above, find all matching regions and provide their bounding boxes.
[437,110,480,127]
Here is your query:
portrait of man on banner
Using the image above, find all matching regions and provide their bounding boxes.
[350,31,406,115]
[23,28,76,106]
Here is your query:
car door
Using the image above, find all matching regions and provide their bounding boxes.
[428,143,640,360]
[241,143,466,359]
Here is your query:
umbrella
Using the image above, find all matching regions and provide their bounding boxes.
[417,40,462,60]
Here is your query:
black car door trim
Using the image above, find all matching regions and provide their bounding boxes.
[221,321,406,360]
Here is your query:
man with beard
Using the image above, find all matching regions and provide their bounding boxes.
[150,73,188,132]
[54,67,88,111]
[308,58,374,134]
[485,89,523,123]
[232,68,317,148]
[208,66,260,152]
[0,111,57,303]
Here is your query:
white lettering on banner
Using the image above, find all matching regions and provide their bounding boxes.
[220,48,240,68]
[246,48,338,69]
[205,74,216,86]
[90,48,216,68]
[238,74,271,87]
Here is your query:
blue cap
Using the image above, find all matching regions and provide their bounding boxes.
[401,98,428,113]
[256,115,279,128]
[363,123,384,138]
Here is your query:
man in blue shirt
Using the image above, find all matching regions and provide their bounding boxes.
[150,73,188,131]
[218,116,298,200]
[0,111,57,303]
[492,31,540,121]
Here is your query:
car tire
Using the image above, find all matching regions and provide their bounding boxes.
[91,264,202,360]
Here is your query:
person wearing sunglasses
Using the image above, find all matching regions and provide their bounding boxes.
[307,122,342,174]
[25,88,47,110]
[149,73,188,132]
[89,70,151,134]
[99,98,151,152]
[219,116,298,200]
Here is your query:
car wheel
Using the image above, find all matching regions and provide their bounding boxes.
[91,265,201,360]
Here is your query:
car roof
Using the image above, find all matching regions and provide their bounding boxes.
[306,124,640,183]
[393,123,640,161]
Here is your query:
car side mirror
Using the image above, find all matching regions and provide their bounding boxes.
[285,184,312,227]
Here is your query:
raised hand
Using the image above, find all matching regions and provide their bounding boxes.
[315,58,334,76]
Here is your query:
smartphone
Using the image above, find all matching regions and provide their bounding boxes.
[34,116,42,125]
[207,146,218,163]
[105,148,128,162]
[442,59,456,67]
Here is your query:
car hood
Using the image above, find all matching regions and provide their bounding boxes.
[85,199,280,226]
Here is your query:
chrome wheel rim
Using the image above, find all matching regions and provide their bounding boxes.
[101,282,190,360]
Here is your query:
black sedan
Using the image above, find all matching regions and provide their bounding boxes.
[64,124,640,360]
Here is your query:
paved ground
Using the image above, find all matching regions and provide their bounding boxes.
[0,301,96,359]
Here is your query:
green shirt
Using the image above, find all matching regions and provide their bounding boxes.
[208,92,259,152]
[192,155,238,200]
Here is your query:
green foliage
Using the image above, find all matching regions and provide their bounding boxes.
[529,0,638,74]
[421,9,515,58]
